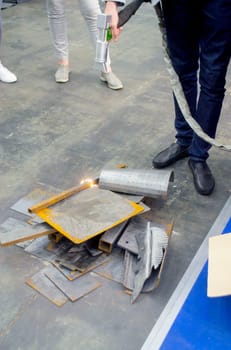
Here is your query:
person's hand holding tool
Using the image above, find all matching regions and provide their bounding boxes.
[105,1,122,41]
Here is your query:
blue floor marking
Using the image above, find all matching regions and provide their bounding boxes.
[161,218,231,350]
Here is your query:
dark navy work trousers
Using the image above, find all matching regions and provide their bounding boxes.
[162,0,231,161]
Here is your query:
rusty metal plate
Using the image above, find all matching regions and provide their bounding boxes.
[26,266,68,307]
[51,261,84,281]
[94,248,124,284]
[10,184,61,219]
[52,254,109,281]
[24,236,56,261]
[45,265,101,302]
[56,251,108,273]
[0,217,56,247]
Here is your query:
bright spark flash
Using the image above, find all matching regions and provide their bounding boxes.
[80,178,97,187]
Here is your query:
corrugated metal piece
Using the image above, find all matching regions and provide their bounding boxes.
[142,223,173,293]
[99,168,174,199]
[123,223,173,297]
[151,227,169,269]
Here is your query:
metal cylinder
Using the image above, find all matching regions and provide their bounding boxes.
[98,169,174,199]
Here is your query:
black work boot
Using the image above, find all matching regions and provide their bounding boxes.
[152,143,190,169]
[188,159,215,195]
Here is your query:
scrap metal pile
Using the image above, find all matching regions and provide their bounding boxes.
[0,167,174,306]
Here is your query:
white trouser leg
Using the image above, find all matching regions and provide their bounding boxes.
[0,0,2,47]
[46,0,68,61]
[78,0,111,71]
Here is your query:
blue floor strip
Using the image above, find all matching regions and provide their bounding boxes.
[141,195,231,350]
[161,218,231,350]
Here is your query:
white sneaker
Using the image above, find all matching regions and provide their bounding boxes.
[0,62,17,83]
[55,65,69,83]
[100,71,123,90]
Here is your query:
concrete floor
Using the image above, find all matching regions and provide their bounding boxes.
[0,1,230,349]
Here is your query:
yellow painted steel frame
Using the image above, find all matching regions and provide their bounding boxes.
[35,201,144,244]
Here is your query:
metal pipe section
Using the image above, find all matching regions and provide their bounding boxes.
[98,169,174,198]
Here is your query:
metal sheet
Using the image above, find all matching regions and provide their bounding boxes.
[35,187,144,244]
[123,250,162,293]
[116,193,144,203]
[46,237,75,257]
[84,237,103,256]
[24,236,56,261]
[98,220,129,253]
[52,254,109,281]
[117,216,148,255]
[26,266,68,307]
[94,248,124,284]
[123,250,138,291]
[0,217,29,231]
[16,239,34,249]
[51,261,83,281]
[117,217,169,255]
[123,224,173,295]
[131,222,152,303]
[0,218,56,247]
[10,184,62,219]
[99,169,174,198]
[138,202,151,214]
[56,251,108,273]
[45,265,101,302]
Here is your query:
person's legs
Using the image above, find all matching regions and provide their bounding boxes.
[163,0,200,147]
[0,0,2,45]
[190,0,231,162]
[46,0,69,82]
[78,0,100,48]
[0,0,17,83]
[187,0,231,195]
[78,0,123,89]
[153,0,199,168]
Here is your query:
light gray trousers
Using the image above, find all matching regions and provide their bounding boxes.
[0,0,3,48]
[46,0,110,68]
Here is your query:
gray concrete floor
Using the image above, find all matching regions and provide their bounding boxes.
[0,1,230,349]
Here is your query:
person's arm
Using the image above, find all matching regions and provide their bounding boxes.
[103,1,126,41]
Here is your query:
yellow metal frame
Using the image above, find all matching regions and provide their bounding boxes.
[35,200,144,244]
